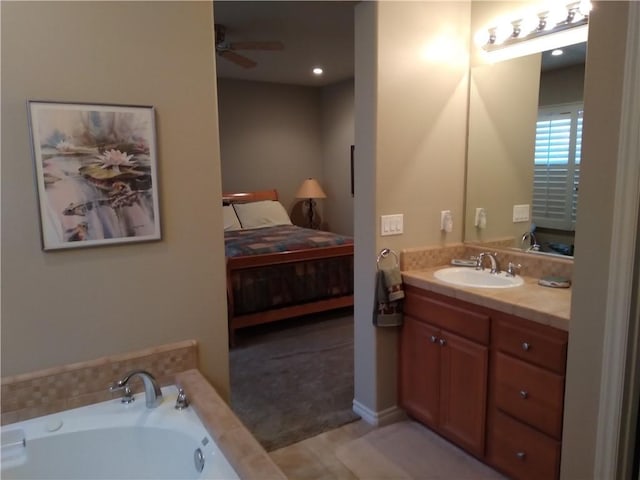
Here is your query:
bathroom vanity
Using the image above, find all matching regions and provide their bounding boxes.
[400,266,570,480]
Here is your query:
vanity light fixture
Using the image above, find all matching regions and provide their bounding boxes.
[482,1,590,63]
[312,67,323,75]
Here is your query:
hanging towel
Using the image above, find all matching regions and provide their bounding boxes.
[382,266,405,302]
[373,266,404,327]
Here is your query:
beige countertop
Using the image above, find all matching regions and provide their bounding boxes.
[402,266,571,332]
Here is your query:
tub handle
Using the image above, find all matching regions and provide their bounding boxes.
[109,383,135,404]
[175,388,190,410]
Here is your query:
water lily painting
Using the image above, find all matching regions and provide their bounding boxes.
[28,101,161,250]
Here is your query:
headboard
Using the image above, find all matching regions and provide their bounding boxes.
[222,189,278,204]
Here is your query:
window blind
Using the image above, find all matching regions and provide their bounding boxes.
[532,104,583,230]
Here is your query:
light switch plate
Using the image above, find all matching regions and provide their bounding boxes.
[381,214,403,236]
[513,204,530,223]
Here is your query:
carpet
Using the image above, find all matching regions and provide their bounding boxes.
[229,309,360,451]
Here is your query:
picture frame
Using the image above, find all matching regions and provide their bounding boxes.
[350,144,355,197]
[28,101,161,250]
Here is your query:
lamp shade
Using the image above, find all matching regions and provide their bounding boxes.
[295,178,327,199]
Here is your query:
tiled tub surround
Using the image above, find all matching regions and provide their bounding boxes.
[1,341,286,480]
[401,244,572,331]
[1,340,199,425]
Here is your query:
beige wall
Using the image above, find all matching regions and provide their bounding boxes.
[465,1,542,245]
[1,2,230,397]
[539,64,585,106]
[321,79,355,236]
[216,78,324,220]
[465,53,541,244]
[217,77,355,234]
[354,1,470,414]
[562,2,630,478]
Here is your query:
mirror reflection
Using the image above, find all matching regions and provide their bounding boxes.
[464,42,586,258]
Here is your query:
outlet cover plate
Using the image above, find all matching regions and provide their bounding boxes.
[513,204,530,223]
[381,214,403,236]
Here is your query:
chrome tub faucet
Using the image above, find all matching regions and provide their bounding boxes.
[109,370,163,408]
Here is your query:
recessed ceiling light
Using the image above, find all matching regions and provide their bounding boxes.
[312,67,323,75]
[551,49,564,56]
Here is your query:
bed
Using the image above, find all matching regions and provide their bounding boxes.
[223,189,354,345]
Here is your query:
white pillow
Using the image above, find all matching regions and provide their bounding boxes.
[223,205,242,231]
[234,200,292,229]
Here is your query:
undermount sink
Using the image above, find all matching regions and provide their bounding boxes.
[433,267,524,289]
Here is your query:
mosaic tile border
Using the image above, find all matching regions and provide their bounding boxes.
[401,242,573,280]
[1,340,198,425]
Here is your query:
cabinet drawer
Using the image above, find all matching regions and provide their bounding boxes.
[488,410,561,480]
[493,315,567,373]
[493,352,565,438]
[404,287,490,344]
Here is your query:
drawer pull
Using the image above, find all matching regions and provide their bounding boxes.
[519,390,529,399]
[439,338,447,347]
[430,335,438,343]
[516,451,526,460]
[522,342,531,351]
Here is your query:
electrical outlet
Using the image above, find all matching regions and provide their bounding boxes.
[381,214,403,236]
[513,204,530,223]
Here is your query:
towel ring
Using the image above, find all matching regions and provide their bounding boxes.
[377,248,399,270]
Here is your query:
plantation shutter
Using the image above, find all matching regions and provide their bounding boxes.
[532,104,583,230]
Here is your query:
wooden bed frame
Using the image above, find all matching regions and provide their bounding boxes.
[223,189,354,345]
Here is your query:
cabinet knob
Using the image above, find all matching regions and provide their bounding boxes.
[521,342,531,351]
[430,335,438,343]
[439,338,447,347]
[519,390,529,399]
[516,451,526,460]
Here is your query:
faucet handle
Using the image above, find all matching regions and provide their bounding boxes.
[175,388,190,410]
[109,382,135,404]
[506,262,522,277]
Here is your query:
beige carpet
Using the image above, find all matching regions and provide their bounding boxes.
[335,421,506,480]
[230,310,359,451]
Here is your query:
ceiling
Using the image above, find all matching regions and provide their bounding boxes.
[213,1,585,85]
[213,1,356,87]
[541,42,587,71]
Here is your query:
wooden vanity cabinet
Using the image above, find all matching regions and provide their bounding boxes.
[486,313,568,480]
[399,286,568,480]
[400,286,490,457]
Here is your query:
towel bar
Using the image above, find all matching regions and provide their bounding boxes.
[377,248,399,270]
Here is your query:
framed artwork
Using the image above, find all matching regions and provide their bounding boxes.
[28,101,161,250]
[350,144,355,197]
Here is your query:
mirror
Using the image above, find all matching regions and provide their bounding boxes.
[464,43,586,259]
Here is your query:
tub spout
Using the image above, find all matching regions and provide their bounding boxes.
[110,370,163,408]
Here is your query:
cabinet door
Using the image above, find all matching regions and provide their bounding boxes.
[439,329,489,457]
[399,315,440,428]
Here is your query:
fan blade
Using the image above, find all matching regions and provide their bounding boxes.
[230,41,284,51]
[219,50,257,69]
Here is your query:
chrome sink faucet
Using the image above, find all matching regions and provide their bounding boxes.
[109,370,163,408]
[476,252,499,274]
[521,231,540,251]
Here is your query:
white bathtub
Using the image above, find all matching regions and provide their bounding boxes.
[0,385,239,480]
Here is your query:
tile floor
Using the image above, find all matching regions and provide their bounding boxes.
[270,419,507,480]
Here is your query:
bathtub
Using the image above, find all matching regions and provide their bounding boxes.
[0,385,239,480]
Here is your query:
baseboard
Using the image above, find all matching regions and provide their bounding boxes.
[352,399,407,427]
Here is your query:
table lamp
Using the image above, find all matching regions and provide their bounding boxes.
[295,178,326,229]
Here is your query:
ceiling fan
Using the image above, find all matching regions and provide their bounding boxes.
[214,24,284,69]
